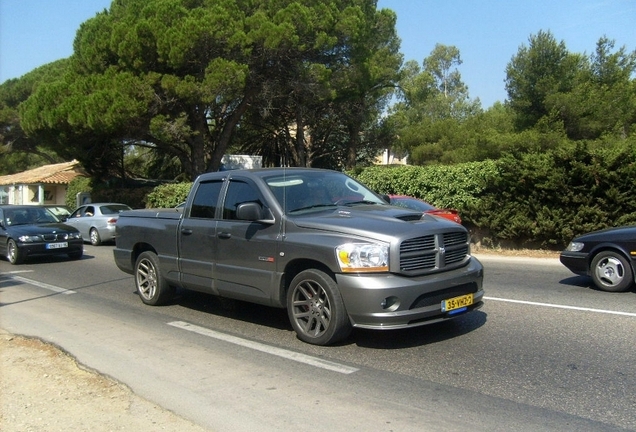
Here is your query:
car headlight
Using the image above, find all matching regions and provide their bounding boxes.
[336,242,389,272]
[18,235,41,243]
[566,241,584,252]
[69,232,82,239]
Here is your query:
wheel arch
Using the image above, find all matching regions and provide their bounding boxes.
[588,245,636,281]
[131,243,158,270]
[280,258,337,307]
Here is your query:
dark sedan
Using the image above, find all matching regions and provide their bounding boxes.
[0,205,84,264]
[560,225,636,292]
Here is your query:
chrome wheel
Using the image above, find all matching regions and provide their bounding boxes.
[287,269,351,345]
[134,251,174,305]
[291,279,331,338]
[7,239,24,265]
[136,256,158,302]
[89,228,102,246]
[591,251,633,292]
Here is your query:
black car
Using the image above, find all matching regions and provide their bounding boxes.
[0,205,84,265]
[560,225,636,292]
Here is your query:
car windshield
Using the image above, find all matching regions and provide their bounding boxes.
[264,171,385,214]
[5,207,59,226]
[46,206,71,221]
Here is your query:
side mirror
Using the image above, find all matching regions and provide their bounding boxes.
[236,202,274,224]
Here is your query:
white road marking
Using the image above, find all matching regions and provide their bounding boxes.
[168,321,359,374]
[485,296,636,317]
[5,275,76,294]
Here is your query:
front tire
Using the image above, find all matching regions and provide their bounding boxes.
[287,269,351,345]
[7,239,24,265]
[134,251,175,305]
[89,228,102,246]
[591,250,633,292]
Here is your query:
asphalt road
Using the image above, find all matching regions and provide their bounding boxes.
[1,246,635,431]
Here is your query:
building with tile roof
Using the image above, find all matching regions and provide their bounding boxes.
[0,160,86,205]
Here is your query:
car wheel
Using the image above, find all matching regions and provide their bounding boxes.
[7,239,24,265]
[134,251,175,305]
[89,228,102,246]
[591,250,633,292]
[287,269,351,345]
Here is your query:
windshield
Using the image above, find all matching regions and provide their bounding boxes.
[264,171,385,214]
[4,207,59,226]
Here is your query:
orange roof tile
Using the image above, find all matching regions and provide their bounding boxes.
[0,160,85,186]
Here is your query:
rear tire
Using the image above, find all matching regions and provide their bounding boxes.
[89,228,102,246]
[134,251,175,305]
[287,269,351,345]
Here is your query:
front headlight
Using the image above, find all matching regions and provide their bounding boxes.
[18,235,41,243]
[69,232,82,239]
[336,242,389,272]
[566,241,584,252]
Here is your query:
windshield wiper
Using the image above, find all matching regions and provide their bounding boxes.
[341,200,381,206]
[290,204,337,213]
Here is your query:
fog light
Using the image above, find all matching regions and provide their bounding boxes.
[380,296,400,311]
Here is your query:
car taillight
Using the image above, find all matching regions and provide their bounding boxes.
[107,218,118,224]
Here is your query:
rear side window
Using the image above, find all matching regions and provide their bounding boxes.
[190,181,223,219]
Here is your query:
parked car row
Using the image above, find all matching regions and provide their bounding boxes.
[0,202,131,264]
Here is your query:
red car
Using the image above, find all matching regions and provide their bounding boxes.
[388,195,462,224]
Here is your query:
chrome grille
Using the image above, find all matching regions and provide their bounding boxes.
[42,233,69,242]
[399,231,469,275]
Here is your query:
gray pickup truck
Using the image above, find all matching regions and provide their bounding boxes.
[114,168,484,345]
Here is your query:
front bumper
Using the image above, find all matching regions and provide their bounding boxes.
[559,251,590,276]
[18,239,84,258]
[336,257,484,329]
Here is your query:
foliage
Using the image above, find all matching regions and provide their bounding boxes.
[351,161,499,211]
[145,182,192,208]
[352,137,636,249]
[0,61,70,174]
[65,177,93,209]
[505,32,636,139]
[92,185,157,209]
[467,138,636,248]
[18,0,401,180]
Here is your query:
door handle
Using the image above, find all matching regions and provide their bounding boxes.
[217,232,231,239]
[181,228,193,235]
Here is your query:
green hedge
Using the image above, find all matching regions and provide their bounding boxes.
[351,161,499,211]
[144,182,192,208]
[353,140,636,249]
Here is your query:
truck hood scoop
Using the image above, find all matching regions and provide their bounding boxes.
[291,206,457,240]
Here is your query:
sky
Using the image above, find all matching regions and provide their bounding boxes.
[1,0,634,108]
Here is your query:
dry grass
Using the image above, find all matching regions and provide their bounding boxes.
[471,245,561,258]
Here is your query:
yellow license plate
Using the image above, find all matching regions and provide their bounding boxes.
[442,293,473,312]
